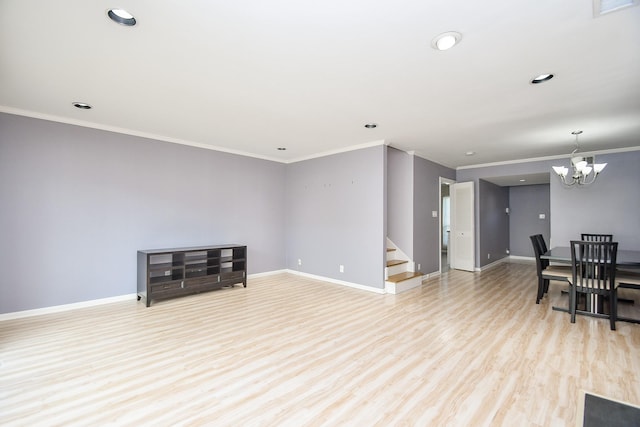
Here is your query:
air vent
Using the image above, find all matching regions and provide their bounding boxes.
[593,0,639,16]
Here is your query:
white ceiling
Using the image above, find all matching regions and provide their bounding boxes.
[1,0,639,168]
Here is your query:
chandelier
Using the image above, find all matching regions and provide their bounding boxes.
[552,131,607,187]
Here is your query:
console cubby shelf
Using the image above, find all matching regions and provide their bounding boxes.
[137,244,247,307]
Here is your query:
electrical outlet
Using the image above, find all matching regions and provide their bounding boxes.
[297,259,302,266]
[417,263,421,270]
[506,249,510,254]
[487,253,491,259]
[339,265,344,273]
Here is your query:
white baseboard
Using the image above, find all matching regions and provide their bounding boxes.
[422,270,440,281]
[0,268,395,321]
[285,269,386,294]
[475,256,535,271]
[0,270,288,321]
[508,255,535,263]
[247,269,288,279]
[0,293,137,322]
[476,257,510,272]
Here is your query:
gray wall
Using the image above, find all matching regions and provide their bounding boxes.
[457,149,640,268]
[4,110,635,312]
[0,113,287,313]
[386,147,414,257]
[550,150,640,250]
[457,159,552,268]
[413,156,456,274]
[478,179,510,267]
[285,145,386,289]
[509,184,550,257]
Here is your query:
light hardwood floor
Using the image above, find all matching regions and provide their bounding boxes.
[1,262,639,426]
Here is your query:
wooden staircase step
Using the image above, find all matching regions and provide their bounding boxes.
[386,259,408,267]
[387,271,423,283]
[386,248,396,252]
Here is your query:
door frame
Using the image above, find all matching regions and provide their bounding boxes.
[439,177,456,273]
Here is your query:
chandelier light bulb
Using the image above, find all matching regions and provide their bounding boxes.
[574,159,588,172]
[593,163,607,174]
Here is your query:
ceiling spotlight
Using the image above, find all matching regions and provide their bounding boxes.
[465,151,475,156]
[72,102,92,110]
[364,123,377,129]
[530,73,554,84]
[431,31,462,51]
[108,9,137,26]
[277,147,287,151]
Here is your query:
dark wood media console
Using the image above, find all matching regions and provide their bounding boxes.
[137,244,247,307]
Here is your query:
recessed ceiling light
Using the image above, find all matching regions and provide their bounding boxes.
[530,74,554,84]
[431,32,462,51]
[277,147,287,151]
[72,102,92,110]
[519,179,526,182]
[364,123,377,129]
[465,151,475,156]
[108,9,136,26]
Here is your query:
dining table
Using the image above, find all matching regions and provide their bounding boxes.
[541,246,640,324]
[541,246,640,267]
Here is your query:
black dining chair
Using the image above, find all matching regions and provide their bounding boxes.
[535,234,548,254]
[568,240,619,330]
[581,233,613,242]
[530,235,572,304]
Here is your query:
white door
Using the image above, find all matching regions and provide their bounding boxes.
[450,181,475,272]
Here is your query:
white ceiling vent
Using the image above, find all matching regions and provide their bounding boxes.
[593,0,639,16]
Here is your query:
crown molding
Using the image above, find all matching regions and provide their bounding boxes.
[284,140,387,164]
[3,106,637,169]
[456,146,640,170]
[0,106,286,163]
[1,107,390,165]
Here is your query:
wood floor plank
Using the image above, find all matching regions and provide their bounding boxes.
[1,262,639,426]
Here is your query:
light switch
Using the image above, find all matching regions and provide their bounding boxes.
[432,211,438,218]
[539,213,546,219]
